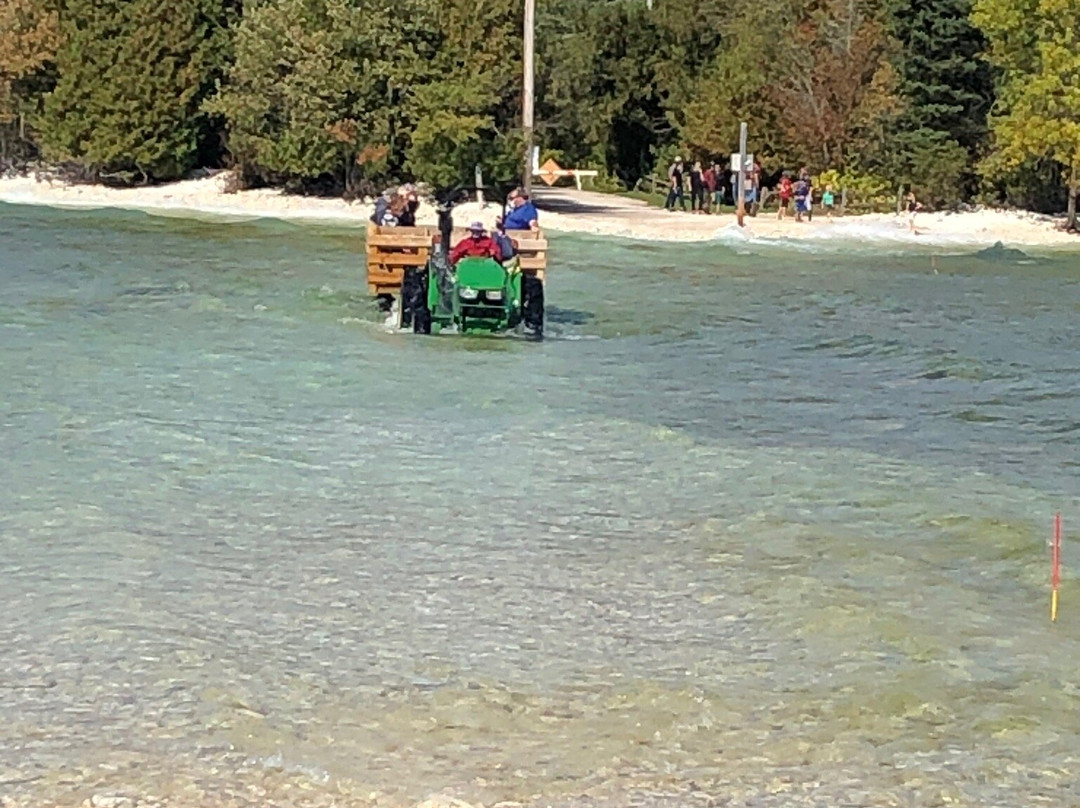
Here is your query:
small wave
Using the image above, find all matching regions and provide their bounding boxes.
[710,224,755,243]
[707,217,1026,254]
[382,298,400,330]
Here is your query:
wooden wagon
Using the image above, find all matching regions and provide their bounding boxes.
[365,222,548,297]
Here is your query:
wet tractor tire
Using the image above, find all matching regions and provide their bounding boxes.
[411,269,432,335]
[522,275,544,338]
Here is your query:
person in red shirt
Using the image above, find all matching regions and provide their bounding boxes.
[703,163,718,213]
[449,221,502,265]
[777,173,793,221]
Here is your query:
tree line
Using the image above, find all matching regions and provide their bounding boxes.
[1,0,1077,223]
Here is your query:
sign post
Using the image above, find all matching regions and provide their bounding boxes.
[736,122,748,227]
[522,0,536,194]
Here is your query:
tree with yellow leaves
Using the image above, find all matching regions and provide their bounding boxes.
[973,0,1080,229]
[0,0,60,159]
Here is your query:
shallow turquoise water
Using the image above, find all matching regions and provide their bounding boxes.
[2,204,1080,806]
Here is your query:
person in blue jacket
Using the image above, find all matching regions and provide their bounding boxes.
[499,189,540,231]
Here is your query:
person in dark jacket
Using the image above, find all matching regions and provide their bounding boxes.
[689,161,706,213]
[665,157,686,211]
[397,184,419,227]
[370,190,391,225]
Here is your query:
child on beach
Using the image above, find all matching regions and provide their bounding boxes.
[822,185,835,219]
[777,174,793,220]
[793,177,808,222]
[906,191,922,233]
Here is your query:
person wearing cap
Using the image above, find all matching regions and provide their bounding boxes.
[370,187,393,225]
[449,221,502,265]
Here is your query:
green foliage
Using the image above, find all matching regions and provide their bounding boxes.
[40,0,231,182]
[886,128,969,207]
[17,0,1062,214]
[210,0,435,194]
[818,168,894,209]
[888,0,993,154]
[973,0,1080,224]
[0,0,60,159]
[976,156,1067,212]
[879,0,993,203]
[537,1,670,183]
[214,0,527,193]
[403,0,521,187]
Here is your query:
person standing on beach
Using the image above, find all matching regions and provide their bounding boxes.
[689,161,706,213]
[699,162,717,212]
[793,175,808,222]
[777,173,793,220]
[750,159,762,215]
[665,157,686,211]
[822,184,836,219]
[794,167,814,222]
[709,162,724,211]
[906,191,923,233]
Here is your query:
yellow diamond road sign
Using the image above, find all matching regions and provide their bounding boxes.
[538,158,562,186]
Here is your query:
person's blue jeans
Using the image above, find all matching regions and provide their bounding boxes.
[665,187,685,210]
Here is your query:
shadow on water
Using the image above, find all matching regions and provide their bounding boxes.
[546,306,594,326]
[973,241,1037,264]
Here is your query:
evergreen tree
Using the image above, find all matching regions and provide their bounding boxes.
[213,0,439,193]
[404,0,522,186]
[889,0,992,151]
[885,0,993,202]
[40,0,231,182]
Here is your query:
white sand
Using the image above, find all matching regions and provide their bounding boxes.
[1,171,1077,249]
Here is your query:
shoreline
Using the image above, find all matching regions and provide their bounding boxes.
[1,171,1078,249]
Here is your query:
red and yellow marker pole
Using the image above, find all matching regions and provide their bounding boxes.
[1051,512,1062,622]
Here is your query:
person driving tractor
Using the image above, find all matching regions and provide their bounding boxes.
[449,221,502,265]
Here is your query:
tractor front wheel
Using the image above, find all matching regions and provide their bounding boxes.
[522,275,544,338]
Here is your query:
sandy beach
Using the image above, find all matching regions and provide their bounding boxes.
[1,171,1077,248]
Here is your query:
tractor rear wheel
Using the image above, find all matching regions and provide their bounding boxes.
[411,268,432,334]
[522,275,544,338]
[399,269,418,329]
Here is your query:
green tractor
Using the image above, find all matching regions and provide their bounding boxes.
[398,184,546,338]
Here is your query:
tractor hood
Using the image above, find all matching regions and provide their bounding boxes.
[455,257,507,290]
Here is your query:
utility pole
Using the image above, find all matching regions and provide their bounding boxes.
[522,0,536,194]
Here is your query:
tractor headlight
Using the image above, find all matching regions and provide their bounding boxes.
[484,289,503,302]
[459,287,479,300]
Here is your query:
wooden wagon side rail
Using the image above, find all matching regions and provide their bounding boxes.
[506,229,547,280]
[366,222,432,295]
[365,222,548,295]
